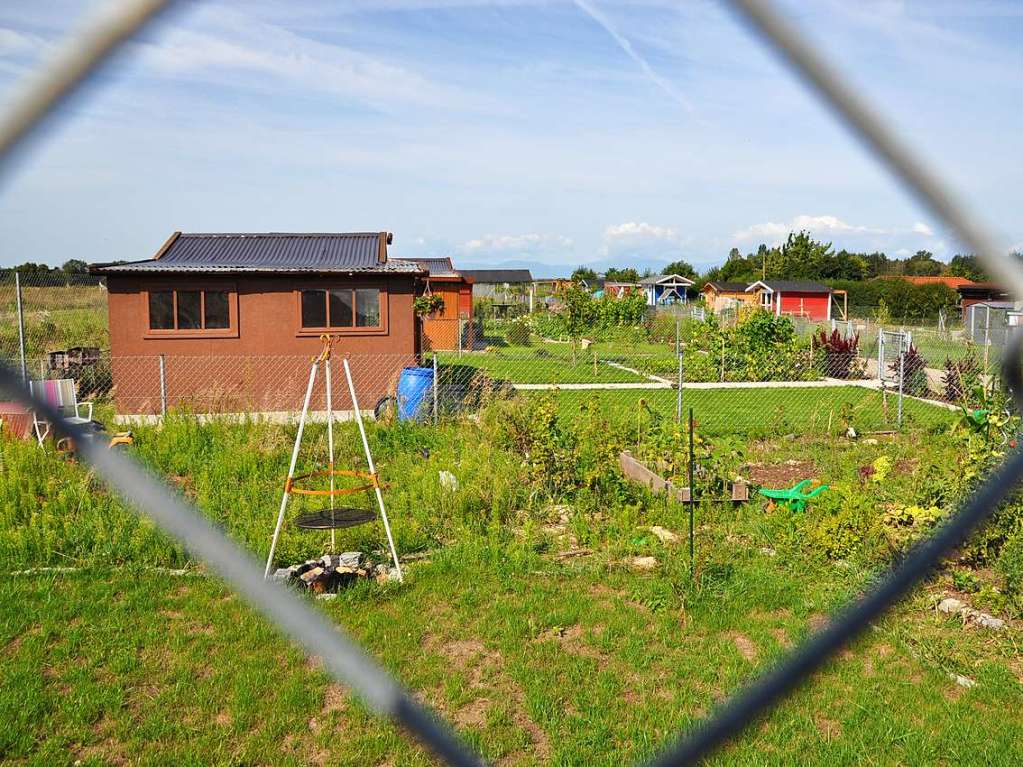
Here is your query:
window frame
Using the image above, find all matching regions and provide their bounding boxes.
[143,283,239,339]
[294,282,389,337]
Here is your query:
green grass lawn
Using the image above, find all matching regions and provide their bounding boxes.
[546,385,955,437]
[1,397,1018,765]
[3,543,1020,766]
[438,342,655,384]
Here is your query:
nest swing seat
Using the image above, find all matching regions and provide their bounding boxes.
[286,468,382,530]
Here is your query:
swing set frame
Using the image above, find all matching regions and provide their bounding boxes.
[263,334,403,582]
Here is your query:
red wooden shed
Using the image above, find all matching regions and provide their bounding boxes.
[745,280,833,322]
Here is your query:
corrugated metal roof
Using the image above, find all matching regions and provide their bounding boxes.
[704,281,749,292]
[749,280,831,293]
[640,274,695,285]
[93,260,422,275]
[410,257,461,278]
[460,269,533,283]
[91,232,423,275]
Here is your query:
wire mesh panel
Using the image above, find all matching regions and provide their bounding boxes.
[3,0,1023,765]
[878,329,911,385]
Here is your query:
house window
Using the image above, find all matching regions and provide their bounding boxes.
[300,288,383,330]
[761,290,774,309]
[147,288,233,333]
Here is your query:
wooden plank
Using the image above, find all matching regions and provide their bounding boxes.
[618,451,688,502]
[731,480,749,502]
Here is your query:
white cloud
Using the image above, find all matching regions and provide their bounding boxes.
[0,27,44,57]
[459,232,573,252]
[912,221,934,236]
[130,15,469,111]
[600,220,684,259]
[733,214,886,243]
[604,221,679,241]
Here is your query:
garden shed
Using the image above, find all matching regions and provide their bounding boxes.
[745,280,833,321]
[640,274,694,306]
[90,231,423,415]
[702,281,755,313]
[410,257,474,351]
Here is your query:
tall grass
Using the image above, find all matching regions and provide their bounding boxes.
[0,414,529,569]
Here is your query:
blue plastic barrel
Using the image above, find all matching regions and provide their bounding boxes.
[396,366,435,421]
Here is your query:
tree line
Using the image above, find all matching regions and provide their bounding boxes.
[566,231,999,321]
[0,259,103,287]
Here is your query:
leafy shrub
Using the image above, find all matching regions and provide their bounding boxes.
[506,317,531,345]
[996,532,1023,614]
[943,353,982,405]
[539,288,648,342]
[815,329,861,379]
[881,503,944,551]
[889,344,930,397]
[805,485,884,561]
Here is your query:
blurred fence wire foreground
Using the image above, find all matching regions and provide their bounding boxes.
[2,0,1023,765]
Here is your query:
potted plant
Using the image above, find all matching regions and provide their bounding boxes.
[414,293,445,318]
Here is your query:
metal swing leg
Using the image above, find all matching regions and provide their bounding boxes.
[343,358,403,582]
[325,356,336,552]
[264,357,319,578]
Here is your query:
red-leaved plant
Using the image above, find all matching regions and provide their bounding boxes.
[815,329,860,379]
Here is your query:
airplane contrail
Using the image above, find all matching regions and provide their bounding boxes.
[573,0,694,114]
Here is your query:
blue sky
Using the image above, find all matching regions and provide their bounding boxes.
[0,0,1021,274]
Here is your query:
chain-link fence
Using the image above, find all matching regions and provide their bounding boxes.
[0,268,108,376]
[28,341,959,437]
[3,0,1023,764]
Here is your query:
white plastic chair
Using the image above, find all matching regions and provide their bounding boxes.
[28,378,94,446]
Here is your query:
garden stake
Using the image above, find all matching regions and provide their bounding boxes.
[688,407,695,576]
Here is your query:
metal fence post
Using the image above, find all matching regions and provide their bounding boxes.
[688,406,695,576]
[897,350,905,426]
[432,353,438,426]
[675,314,680,356]
[158,354,167,418]
[15,271,27,383]
[457,318,463,359]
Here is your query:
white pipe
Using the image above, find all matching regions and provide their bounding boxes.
[325,356,336,552]
[264,360,319,577]
[343,358,403,582]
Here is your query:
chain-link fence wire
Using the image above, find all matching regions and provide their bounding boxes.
[30,346,959,444]
[3,0,1023,764]
[0,268,107,368]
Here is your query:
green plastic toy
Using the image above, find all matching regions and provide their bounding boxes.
[759,479,829,512]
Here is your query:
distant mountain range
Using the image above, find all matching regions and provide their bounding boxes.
[453,254,718,279]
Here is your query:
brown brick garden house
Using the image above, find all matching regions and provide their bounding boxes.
[90,232,424,415]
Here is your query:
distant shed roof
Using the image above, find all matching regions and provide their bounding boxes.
[409,257,462,279]
[747,280,831,293]
[91,232,422,275]
[460,269,533,284]
[639,273,695,286]
[900,275,976,289]
[703,281,749,293]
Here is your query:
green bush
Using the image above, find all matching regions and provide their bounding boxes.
[996,532,1023,614]
[506,317,531,345]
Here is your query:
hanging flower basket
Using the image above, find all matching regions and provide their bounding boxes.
[414,294,445,317]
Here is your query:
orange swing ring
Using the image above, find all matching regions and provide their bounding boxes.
[287,468,387,530]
